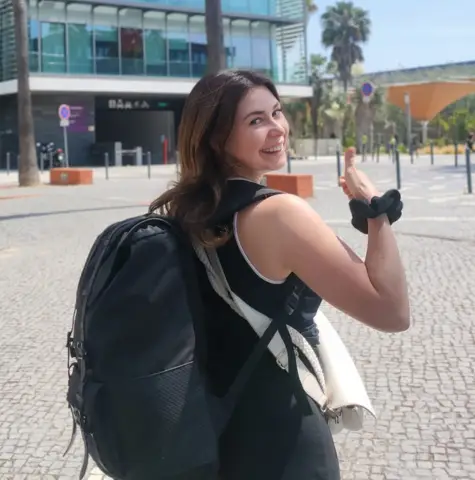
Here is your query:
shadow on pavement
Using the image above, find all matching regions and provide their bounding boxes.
[336,223,474,245]
[0,203,147,222]
[431,164,474,174]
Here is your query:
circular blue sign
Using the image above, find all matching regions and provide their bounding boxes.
[361,82,374,97]
[58,104,71,120]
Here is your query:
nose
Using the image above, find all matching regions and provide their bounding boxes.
[269,118,286,137]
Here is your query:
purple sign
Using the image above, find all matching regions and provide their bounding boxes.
[58,104,71,120]
[68,105,89,133]
[361,82,374,97]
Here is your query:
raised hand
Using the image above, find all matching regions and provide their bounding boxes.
[339,147,380,202]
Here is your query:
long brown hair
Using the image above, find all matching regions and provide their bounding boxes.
[149,70,280,246]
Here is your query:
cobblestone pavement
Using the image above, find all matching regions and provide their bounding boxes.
[1,156,474,480]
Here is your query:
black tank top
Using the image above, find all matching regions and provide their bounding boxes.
[197,180,339,479]
[216,179,322,348]
[199,179,322,397]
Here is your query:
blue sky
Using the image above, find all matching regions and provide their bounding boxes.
[307,0,475,73]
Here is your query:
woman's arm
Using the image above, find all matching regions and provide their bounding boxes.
[236,194,410,333]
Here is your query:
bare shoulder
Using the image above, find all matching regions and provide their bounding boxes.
[239,192,329,246]
[234,193,329,282]
[241,192,321,224]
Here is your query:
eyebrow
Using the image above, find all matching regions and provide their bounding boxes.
[243,102,281,120]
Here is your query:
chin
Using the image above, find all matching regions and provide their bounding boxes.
[260,151,287,172]
[272,152,288,171]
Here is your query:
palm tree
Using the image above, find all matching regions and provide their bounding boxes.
[306,0,318,13]
[309,54,335,140]
[13,0,40,186]
[353,85,384,151]
[284,100,310,150]
[205,0,225,74]
[320,1,371,92]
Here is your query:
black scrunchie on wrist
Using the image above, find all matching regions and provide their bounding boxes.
[349,189,403,234]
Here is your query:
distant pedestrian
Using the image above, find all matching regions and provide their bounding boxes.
[467,132,474,152]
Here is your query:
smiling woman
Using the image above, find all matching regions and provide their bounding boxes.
[149,69,287,246]
[148,69,409,480]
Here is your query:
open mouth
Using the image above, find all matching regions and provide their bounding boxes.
[261,144,285,154]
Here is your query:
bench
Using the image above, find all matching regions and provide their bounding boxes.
[264,173,314,198]
[50,168,93,186]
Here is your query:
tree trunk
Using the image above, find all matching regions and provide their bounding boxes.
[13,0,40,186]
[205,0,225,75]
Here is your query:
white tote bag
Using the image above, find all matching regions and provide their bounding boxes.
[195,245,376,434]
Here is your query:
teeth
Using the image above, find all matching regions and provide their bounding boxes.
[263,145,283,153]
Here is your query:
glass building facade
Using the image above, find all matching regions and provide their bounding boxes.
[0,0,16,81]
[0,0,307,84]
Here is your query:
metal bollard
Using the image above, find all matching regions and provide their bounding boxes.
[6,152,11,175]
[49,152,53,170]
[287,152,291,174]
[410,145,414,164]
[454,144,458,167]
[395,149,401,190]
[466,148,473,194]
[336,146,341,184]
[430,142,434,165]
[376,144,380,163]
[104,152,109,180]
[147,151,151,179]
[40,152,44,173]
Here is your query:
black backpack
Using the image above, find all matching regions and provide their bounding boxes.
[65,181,308,480]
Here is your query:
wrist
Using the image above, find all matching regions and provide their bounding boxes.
[349,189,403,234]
[355,191,381,203]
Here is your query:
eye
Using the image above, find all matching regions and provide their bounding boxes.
[273,108,283,117]
[250,117,262,126]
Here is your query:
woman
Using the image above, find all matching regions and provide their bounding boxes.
[151,70,410,479]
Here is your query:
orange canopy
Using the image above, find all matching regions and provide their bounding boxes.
[386,81,475,122]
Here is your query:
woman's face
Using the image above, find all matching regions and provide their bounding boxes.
[224,86,289,180]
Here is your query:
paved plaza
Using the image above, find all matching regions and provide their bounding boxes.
[1,155,474,479]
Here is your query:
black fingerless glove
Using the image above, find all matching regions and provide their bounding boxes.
[349,189,403,234]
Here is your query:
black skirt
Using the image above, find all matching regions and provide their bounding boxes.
[218,351,341,480]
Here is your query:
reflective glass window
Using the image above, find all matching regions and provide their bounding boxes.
[277,23,305,82]
[29,20,40,72]
[67,4,93,73]
[94,6,119,75]
[276,0,305,20]
[230,20,251,69]
[268,0,277,15]
[269,24,281,82]
[166,0,204,9]
[39,1,66,73]
[248,0,270,15]
[223,18,233,68]
[251,22,271,77]
[189,15,206,77]
[40,23,66,73]
[119,9,144,75]
[167,14,190,77]
[226,0,249,14]
[28,0,39,72]
[143,12,166,76]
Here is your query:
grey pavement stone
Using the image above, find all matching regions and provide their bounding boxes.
[1,159,474,479]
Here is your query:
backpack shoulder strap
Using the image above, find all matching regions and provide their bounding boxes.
[210,179,283,226]
[193,242,313,426]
